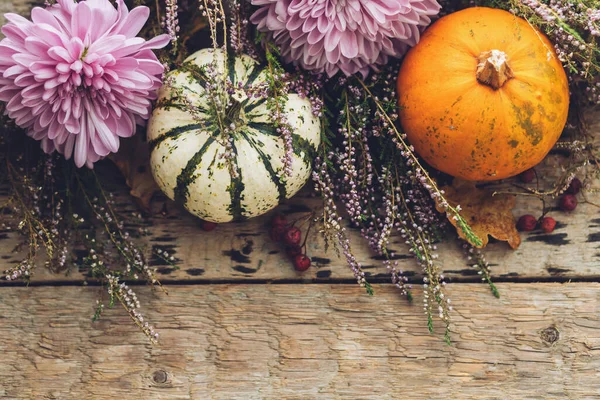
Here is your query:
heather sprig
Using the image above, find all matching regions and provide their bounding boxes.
[312,68,480,339]
[106,274,159,344]
[75,170,163,289]
[199,0,228,50]
[263,40,296,177]
[0,136,166,343]
[463,242,500,298]
[312,153,372,292]
[228,0,258,59]
[355,77,482,248]
[1,152,71,283]
[261,38,327,176]
[162,0,181,51]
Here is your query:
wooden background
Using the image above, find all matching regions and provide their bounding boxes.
[2,2,600,399]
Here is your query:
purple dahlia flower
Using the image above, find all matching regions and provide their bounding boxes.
[0,0,170,168]
[250,0,441,77]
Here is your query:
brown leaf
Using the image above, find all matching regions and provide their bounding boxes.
[435,180,521,249]
[108,134,160,213]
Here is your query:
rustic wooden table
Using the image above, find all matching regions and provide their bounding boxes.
[1,157,600,400]
[2,4,600,399]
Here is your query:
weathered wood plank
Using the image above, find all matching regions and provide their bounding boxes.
[0,283,598,399]
[1,172,599,284]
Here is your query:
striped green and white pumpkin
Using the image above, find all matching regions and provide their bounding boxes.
[147,48,321,222]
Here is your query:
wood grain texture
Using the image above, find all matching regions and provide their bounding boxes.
[0,283,599,399]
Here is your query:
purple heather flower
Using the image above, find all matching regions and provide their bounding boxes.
[0,0,170,168]
[250,0,441,77]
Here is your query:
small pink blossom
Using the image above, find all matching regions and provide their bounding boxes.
[0,0,170,167]
[250,0,441,77]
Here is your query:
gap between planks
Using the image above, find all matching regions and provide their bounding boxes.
[1,181,600,284]
[1,274,600,287]
[0,283,599,399]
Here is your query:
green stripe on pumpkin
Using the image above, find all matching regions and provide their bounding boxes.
[227,53,237,86]
[173,136,217,206]
[149,123,205,151]
[245,63,262,87]
[244,99,266,115]
[227,141,246,220]
[240,130,286,202]
[291,134,317,167]
[247,122,277,136]
[178,62,209,87]
[247,122,316,167]
[155,98,208,114]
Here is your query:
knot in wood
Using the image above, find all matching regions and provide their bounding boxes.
[152,370,168,384]
[540,326,560,344]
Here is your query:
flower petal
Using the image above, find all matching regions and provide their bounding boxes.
[117,6,150,38]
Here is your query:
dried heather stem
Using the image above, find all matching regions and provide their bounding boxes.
[356,78,482,247]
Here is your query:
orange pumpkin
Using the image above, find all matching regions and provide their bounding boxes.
[397,7,570,181]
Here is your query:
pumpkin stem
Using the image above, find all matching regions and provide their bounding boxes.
[226,97,243,124]
[476,50,514,90]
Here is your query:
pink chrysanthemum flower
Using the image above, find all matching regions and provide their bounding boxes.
[0,0,170,167]
[250,0,441,77]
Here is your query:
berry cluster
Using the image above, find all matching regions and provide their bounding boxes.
[517,214,556,233]
[269,214,311,271]
[516,176,582,234]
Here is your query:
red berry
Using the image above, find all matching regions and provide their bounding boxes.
[283,226,302,246]
[519,169,535,183]
[559,194,577,212]
[293,254,311,271]
[269,225,286,242]
[201,221,217,231]
[540,217,557,233]
[517,215,537,232]
[566,178,582,195]
[271,214,288,227]
[286,246,302,259]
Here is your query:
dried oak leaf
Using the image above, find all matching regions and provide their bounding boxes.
[108,133,159,213]
[435,180,521,249]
